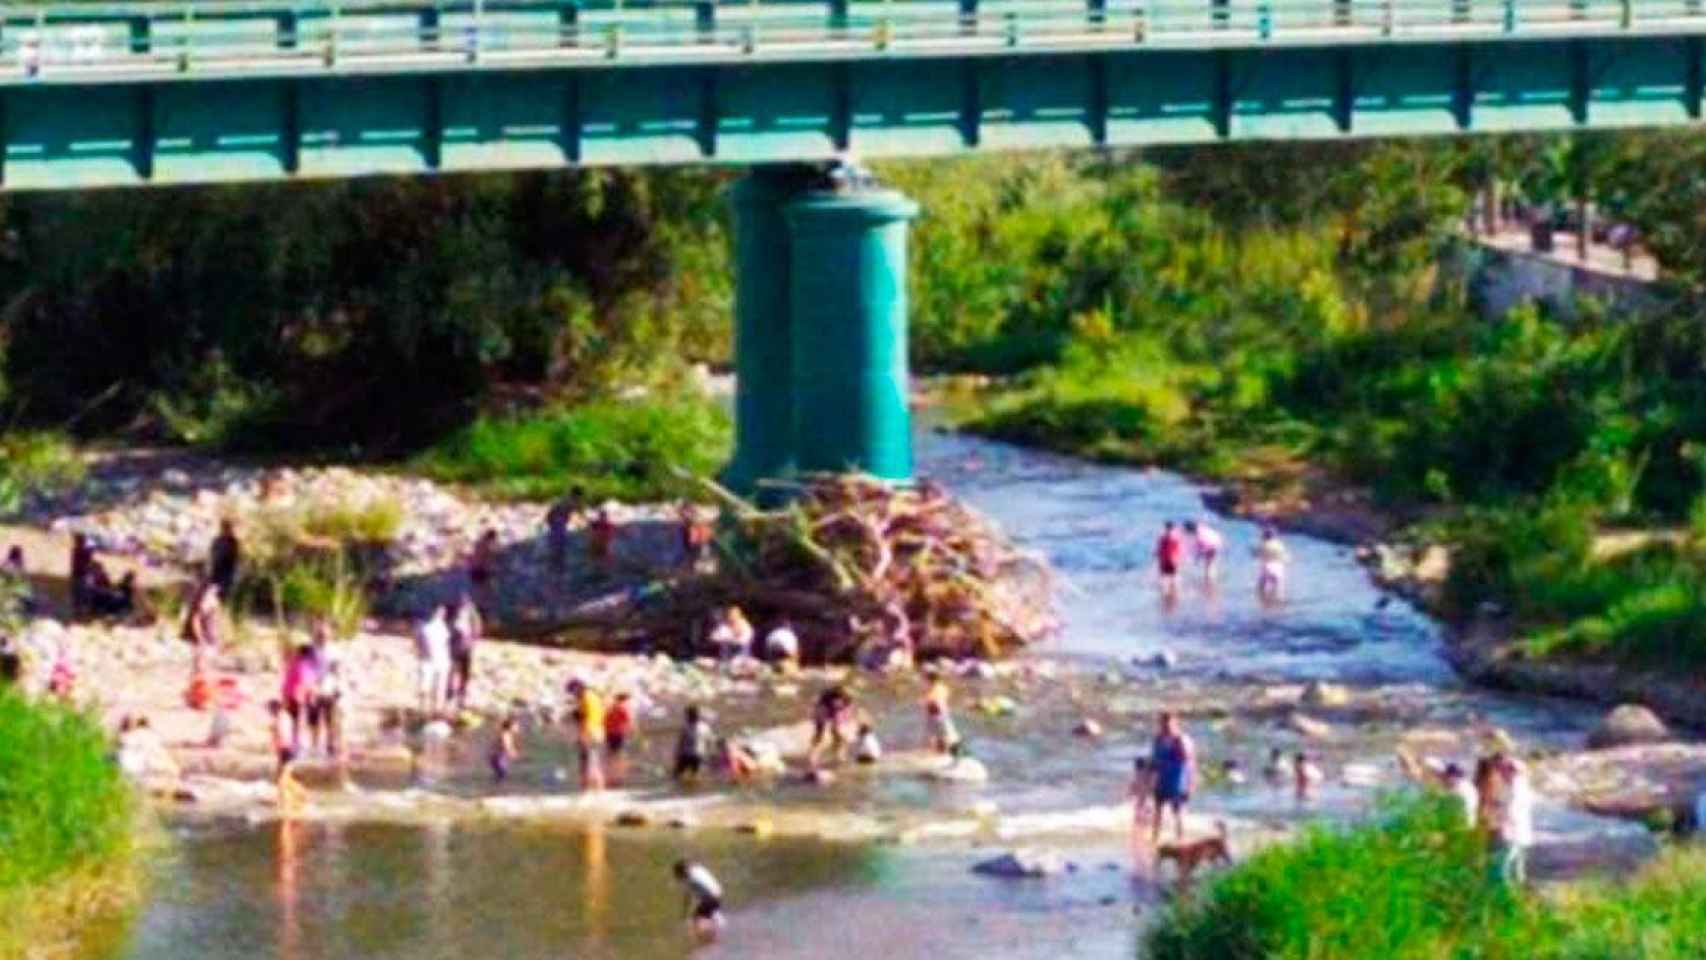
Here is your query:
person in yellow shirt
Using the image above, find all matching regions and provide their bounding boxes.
[568,678,607,791]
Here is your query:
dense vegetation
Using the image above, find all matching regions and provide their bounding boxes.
[4,133,1706,669]
[413,392,731,502]
[1146,793,1706,960]
[0,171,731,452]
[938,139,1706,674]
[0,691,139,956]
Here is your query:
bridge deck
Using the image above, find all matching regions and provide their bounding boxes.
[0,0,1700,187]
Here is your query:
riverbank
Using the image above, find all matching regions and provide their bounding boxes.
[1146,793,1706,960]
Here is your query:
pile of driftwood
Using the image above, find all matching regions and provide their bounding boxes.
[640,474,1057,663]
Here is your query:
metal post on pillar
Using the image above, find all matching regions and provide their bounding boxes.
[721,169,807,497]
[784,181,919,482]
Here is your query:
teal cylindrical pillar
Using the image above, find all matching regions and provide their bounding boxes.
[784,188,920,480]
[722,171,798,495]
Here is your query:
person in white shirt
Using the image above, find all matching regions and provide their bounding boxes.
[763,618,800,665]
[1184,520,1224,581]
[1442,762,1479,826]
[708,606,753,662]
[1490,753,1534,886]
[674,859,725,938]
[415,605,452,717]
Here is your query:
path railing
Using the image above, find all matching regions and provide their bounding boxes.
[1,0,1701,79]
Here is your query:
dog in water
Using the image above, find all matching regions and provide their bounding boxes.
[1155,821,1232,883]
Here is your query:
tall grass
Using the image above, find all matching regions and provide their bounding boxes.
[1146,794,1706,960]
[413,394,732,502]
[234,495,401,637]
[0,692,139,955]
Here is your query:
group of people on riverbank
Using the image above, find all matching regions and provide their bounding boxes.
[1128,709,1537,887]
[1403,746,1537,884]
[1154,519,1291,603]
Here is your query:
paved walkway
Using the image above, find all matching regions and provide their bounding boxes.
[1475,225,1659,283]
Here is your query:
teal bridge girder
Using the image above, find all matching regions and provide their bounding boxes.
[0,0,1704,188]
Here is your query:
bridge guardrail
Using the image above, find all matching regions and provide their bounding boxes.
[0,0,1700,80]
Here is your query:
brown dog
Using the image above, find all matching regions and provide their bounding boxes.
[1156,821,1232,883]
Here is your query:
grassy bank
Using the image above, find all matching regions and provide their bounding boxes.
[411,394,732,503]
[0,691,140,958]
[1146,794,1706,960]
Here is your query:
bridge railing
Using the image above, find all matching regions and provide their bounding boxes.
[0,0,1699,79]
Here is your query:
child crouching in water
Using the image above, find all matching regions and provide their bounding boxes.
[489,717,521,784]
[674,859,725,940]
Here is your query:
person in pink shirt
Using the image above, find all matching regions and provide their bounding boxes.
[280,644,319,754]
[1184,519,1223,582]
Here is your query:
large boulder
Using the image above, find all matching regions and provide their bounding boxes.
[1587,705,1672,750]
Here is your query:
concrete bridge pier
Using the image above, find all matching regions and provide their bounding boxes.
[723,165,920,495]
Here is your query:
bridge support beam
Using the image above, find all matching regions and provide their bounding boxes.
[723,169,801,495]
[786,185,920,481]
[722,167,919,494]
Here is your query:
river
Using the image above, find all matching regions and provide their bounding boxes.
[91,427,1645,960]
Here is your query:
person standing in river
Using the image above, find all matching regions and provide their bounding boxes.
[1487,752,1534,886]
[1255,526,1292,603]
[1150,711,1196,844]
[1155,521,1186,601]
[208,518,242,602]
[1185,519,1223,583]
[446,593,482,712]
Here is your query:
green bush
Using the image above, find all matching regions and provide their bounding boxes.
[1147,794,1511,960]
[0,691,138,953]
[1147,793,1706,960]
[413,393,732,503]
[0,431,85,514]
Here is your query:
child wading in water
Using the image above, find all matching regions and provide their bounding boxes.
[1128,756,1156,830]
[604,692,635,785]
[923,672,961,754]
[269,699,307,816]
[489,717,521,784]
[674,860,725,940]
[675,705,715,783]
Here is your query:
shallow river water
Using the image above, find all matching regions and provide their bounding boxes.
[95,428,1643,960]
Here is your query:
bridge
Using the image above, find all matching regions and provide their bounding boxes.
[7,0,1704,488]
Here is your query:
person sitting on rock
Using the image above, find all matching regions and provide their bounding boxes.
[763,617,800,668]
[708,606,753,663]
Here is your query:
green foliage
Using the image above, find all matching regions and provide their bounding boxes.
[1147,793,1706,960]
[0,692,135,893]
[0,430,84,513]
[1148,794,1508,960]
[236,496,400,636]
[0,170,732,453]
[413,393,733,503]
